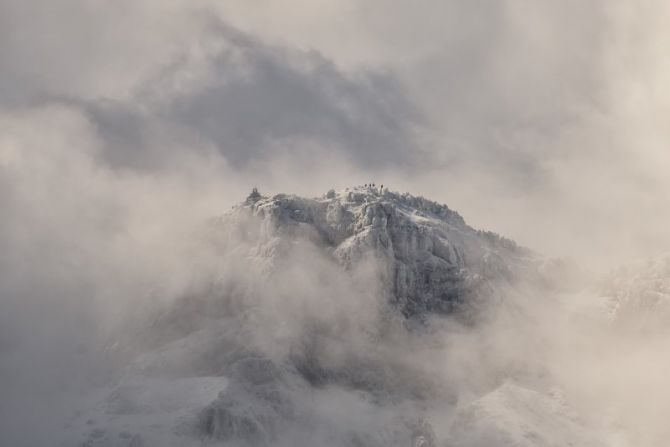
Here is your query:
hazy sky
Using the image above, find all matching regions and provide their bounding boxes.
[1,0,669,267]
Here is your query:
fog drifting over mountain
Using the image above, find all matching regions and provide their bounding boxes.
[1,1,670,446]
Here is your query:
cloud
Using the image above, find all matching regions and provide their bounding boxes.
[2,2,670,444]
[125,21,424,169]
[0,0,424,172]
[4,0,670,266]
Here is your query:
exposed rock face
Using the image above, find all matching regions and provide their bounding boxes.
[221,186,538,318]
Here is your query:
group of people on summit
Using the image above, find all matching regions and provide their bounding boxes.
[364,183,384,193]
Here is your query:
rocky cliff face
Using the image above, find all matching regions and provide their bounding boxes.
[221,186,539,319]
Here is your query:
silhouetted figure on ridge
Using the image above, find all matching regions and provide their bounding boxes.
[246,187,262,204]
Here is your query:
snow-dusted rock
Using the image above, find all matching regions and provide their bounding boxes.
[220,186,539,318]
[600,252,670,326]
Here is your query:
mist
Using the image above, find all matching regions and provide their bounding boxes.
[1,1,670,446]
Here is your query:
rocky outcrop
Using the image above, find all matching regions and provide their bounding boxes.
[221,186,538,318]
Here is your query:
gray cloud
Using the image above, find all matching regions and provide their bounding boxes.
[0,3,424,172]
[130,22,423,169]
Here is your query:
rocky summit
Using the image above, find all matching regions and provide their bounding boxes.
[222,185,540,319]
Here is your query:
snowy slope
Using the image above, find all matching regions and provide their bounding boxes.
[61,376,229,447]
[447,382,607,447]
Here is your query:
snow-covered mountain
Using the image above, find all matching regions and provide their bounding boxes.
[59,187,609,447]
[216,185,543,319]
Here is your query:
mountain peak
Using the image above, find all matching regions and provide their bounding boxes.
[240,185,468,228]
[225,186,537,318]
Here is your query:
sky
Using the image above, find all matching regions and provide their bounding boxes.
[2,0,670,268]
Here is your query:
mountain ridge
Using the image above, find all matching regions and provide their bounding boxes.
[218,185,540,319]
